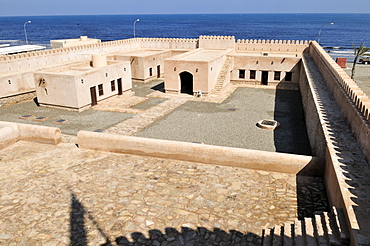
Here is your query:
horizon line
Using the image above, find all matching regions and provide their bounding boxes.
[1,12,369,17]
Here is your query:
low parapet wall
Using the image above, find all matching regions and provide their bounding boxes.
[0,121,62,150]
[0,124,19,149]
[77,130,324,174]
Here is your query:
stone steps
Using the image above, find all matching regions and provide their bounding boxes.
[212,57,233,93]
[261,207,350,246]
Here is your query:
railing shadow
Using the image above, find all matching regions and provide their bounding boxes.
[70,186,326,245]
[70,192,111,246]
[69,193,263,246]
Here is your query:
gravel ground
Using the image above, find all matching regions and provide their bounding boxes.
[132,80,164,97]
[343,62,370,96]
[133,97,167,110]
[135,87,312,155]
[0,101,133,135]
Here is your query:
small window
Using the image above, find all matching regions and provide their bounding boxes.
[274,71,281,81]
[239,70,245,79]
[111,80,115,91]
[285,72,292,81]
[98,84,104,96]
[149,68,152,76]
[250,70,256,80]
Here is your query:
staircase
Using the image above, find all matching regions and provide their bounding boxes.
[261,207,350,246]
[211,57,234,94]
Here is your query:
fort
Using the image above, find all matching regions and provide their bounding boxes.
[0,35,369,245]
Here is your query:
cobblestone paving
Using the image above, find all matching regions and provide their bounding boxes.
[296,176,329,219]
[0,141,297,245]
[105,97,189,135]
[93,93,148,115]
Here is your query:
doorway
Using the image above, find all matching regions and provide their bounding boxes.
[90,86,97,106]
[180,71,193,95]
[261,71,269,85]
[117,78,122,95]
[157,65,161,78]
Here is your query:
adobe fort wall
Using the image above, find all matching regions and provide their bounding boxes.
[309,42,370,163]
[300,41,370,245]
[300,53,357,244]
[0,39,141,99]
[0,36,312,100]
[299,58,326,158]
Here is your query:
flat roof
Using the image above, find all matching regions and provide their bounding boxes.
[0,45,46,55]
[170,49,230,62]
[117,49,168,57]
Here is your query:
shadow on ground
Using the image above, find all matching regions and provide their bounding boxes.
[150,82,165,93]
[273,88,312,156]
[70,191,323,246]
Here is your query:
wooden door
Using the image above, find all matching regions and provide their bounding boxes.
[90,86,97,106]
[157,65,161,78]
[117,78,122,95]
[261,71,268,85]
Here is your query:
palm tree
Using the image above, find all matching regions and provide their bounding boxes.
[351,42,370,79]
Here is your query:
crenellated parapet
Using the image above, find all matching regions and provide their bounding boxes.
[236,39,310,53]
[237,39,309,44]
[0,38,141,98]
[140,37,198,49]
[199,35,235,49]
[308,41,370,163]
[0,38,141,62]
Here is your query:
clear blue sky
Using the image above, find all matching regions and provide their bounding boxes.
[1,0,370,16]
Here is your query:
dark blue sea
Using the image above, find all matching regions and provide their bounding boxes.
[0,14,369,57]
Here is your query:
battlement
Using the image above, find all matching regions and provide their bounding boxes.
[140,37,198,49]
[0,37,312,62]
[0,38,140,62]
[235,39,310,53]
[199,35,235,49]
[237,39,309,45]
[199,35,235,40]
[308,41,370,163]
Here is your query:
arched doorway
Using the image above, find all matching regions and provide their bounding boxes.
[180,71,193,95]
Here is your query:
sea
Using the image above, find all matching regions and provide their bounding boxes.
[0,14,369,58]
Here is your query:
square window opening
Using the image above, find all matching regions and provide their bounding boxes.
[98,84,104,96]
[239,70,245,79]
[274,71,281,81]
[250,70,256,80]
[111,80,116,91]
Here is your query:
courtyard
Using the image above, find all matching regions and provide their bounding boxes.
[0,80,311,155]
[0,80,330,245]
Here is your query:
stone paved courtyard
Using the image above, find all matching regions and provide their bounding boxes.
[0,141,298,245]
[0,79,333,245]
